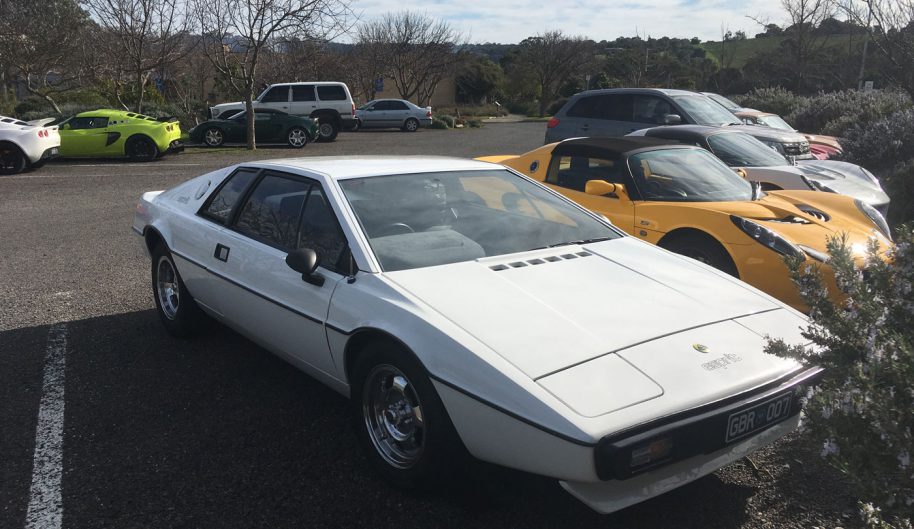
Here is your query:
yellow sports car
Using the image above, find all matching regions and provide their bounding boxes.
[478,137,892,310]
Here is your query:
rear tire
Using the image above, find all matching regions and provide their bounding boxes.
[661,232,739,278]
[0,144,27,175]
[151,244,202,337]
[29,158,48,170]
[403,118,420,132]
[351,342,464,489]
[316,119,340,142]
[125,135,158,162]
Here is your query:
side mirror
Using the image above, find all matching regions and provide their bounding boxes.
[662,114,682,125]
[285,248,324,286]
[585,180,627,199]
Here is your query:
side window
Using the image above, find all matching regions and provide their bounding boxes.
[566,94,632,121]
[292,85,315,102]
[234,173,311,249]
[255,112,272,121]
[566,96,598,118]
[297,186,347,271]
[372,101,391,110]
[200,169,259,224]
[260,87,289,103]
[546,155,624,192]
[632,95,674,124]
[389,101,409,110]
[316,85,347,101]
[67,117,109,129]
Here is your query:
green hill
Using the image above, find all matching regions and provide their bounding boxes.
[700,34,858,68]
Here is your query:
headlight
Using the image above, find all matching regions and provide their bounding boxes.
[855,199,892,241]
[760,139,786,154]
[730,216,804,259]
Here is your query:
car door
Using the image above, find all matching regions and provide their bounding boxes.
[362,100,390,127]
[200,170,347,375]
[258,85,291,112]
[254,111,283,142]
[290,85,317,116]
[386,100,410,127]
[543,153,636,232]
[59,116,110,156]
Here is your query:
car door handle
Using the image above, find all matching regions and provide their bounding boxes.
[214,243,230,262]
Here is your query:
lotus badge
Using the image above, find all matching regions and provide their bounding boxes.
[692,343,710,354]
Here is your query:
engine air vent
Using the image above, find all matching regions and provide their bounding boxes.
[489,251,593,271]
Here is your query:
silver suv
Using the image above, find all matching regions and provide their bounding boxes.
[546,88,813,159]
[209,82,356,142]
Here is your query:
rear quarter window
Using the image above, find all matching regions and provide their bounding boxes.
[199,168,259,224]
[316,85,347,101]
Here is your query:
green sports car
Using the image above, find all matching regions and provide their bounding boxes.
[188,108,317,148]
[58,109,183,161]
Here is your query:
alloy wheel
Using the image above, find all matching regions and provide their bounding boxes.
[362,364,426,469]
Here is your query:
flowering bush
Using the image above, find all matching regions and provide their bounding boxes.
[734,86,802,117]
[843,109,914,168]
[766,228,914,527]
[787,89,912,138]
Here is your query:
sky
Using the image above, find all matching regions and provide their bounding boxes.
[348,0,785,44]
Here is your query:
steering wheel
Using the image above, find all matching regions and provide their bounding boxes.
[377,222,415,236]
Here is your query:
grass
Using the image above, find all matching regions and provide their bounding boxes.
[700,34,860,68]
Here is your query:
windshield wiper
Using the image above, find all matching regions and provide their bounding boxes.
[547,236,615,248]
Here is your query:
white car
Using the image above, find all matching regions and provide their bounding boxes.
[132,157,822,514]
[0,116,60,174]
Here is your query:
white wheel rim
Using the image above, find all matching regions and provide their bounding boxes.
[156,256,180,320]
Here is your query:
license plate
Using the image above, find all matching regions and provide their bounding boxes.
[725,392,792,443]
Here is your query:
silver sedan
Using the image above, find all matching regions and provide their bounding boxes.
[354,99,433,132]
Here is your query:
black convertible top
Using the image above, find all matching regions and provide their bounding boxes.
[552,136,683,159]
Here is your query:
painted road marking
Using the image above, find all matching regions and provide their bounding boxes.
[67,163,202,167]
[24,323,68,529]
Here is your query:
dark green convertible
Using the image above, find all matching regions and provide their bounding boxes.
[188,108,318,148]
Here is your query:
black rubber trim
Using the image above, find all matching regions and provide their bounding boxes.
[131,226,143,235]
[171,249,323,325]
[325,323,353,336]
[428,373,597,447]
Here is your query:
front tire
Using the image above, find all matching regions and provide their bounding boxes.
[661,232,739,278]
[402,118,420,132]
[351,343,464,489]
[151,244,202,337]
[0,144,27,175]
[287,127,309,148]
[316,119,340,142]
[125,135,158,161]
[203,127,225,147]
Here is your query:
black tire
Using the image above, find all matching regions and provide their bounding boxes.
[29,158,48,170]
[661,232,739,278]
[0,143,27,175]
[151,244,202,337]
[316,119,340,142]
[351,342,464,489]
[203,127,225,147]
[125,135,158,162]
[350,119,361,132]
[287,126,309,148]
[402,118,420,132]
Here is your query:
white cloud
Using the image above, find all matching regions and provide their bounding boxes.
[345,0,784,43]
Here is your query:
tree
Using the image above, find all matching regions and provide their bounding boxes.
[514,31,594,116]
[455,54,504,104]
[356,12,464,106]
[0,0,90,113]
[191,0,350,149]
[842,0,914,99]
[781,0,837,90]
[83,0,192,113]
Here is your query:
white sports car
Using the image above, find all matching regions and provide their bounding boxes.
[0,116,60,174]
[132,157,822,514]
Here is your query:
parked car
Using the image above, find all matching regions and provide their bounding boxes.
[0,116,60,174]
[700,92,754,113]
[134,155,822,514]
[546,89,814,159]
[735,110,843,160]
[57,110,182,161]
[479,137,892,311]
[189,109,317,148]
[209,82,356,142]
[628,125,889,214]
[354,99,432,131]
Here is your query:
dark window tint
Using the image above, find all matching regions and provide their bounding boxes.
[372,101,392,110]
[292,85,315,102]
[632,95,675,124]
[566,94,632,121]
[316,85,347,101]
[547,155,627,192]
[298,186,347,271]
[260,87,288,103]
[67,116,109,130]
[388,100,409,110]
[234,174,311,249]
[201,169,258,224]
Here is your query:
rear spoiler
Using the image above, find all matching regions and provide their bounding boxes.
[156,116,179,123]
[27,117,56,127]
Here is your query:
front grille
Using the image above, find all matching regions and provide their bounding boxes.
[783,141,810,155]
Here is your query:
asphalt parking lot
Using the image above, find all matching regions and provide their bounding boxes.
[1,122,859,528]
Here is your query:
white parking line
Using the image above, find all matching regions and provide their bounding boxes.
[67,163,202,167]
[24,323,68,529]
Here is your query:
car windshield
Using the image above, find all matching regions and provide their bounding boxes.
[628,148,753,202]
[707,93,741,110]
[339,169,620,271]
[672,95,741,126]
[706,132,789,167]
[757,114,795,131]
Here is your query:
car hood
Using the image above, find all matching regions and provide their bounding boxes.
[725,124,808,143]
[795,160,889,206]
[385,237,786,380]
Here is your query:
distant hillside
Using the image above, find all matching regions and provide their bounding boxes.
[700,33,859,68]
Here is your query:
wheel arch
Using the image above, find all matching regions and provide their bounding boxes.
[657,227,740,277]
[143,225,167,255]
[0,139,26,156]
[125,132,159,151]
[342,327,425,385]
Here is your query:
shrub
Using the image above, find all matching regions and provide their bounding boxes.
[735,87,802,117]
[880,161,914,228]
[842,109,914,168]
[467,119,483,128]
[438,114,456,128]
[787,89,912,137]
[766,229,914,527]
[504,99,538,117]
[429,116,449,129]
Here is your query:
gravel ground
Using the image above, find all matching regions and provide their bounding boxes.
[0,123,862,528]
